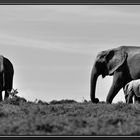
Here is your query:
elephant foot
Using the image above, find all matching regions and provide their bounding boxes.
[91,98,99,104]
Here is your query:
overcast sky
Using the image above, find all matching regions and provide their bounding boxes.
[1,5,140,103]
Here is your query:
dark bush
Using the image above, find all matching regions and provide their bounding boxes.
[49,99,77,105]
[37,100,49,105]
[4,96,27,105]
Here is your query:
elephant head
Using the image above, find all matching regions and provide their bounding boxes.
[90,47,128,103]
[123,82,133,103]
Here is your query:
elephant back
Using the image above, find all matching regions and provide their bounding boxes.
[0,55,4,72]
[132,79,140,97]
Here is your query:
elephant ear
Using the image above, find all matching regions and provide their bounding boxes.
[105,50,127,75]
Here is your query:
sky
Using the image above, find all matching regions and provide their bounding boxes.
[1,5,140,103]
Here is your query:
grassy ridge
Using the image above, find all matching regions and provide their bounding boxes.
[0,97,140,136]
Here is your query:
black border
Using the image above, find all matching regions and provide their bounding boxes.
[0,0,139,4]
[0,136,139,139]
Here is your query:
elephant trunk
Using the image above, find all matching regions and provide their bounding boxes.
[90,64,99,103]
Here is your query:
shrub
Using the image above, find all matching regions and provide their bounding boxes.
[49,99,77,105]
[37,100,49,105]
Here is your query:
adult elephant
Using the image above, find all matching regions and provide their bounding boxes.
[123,79,140,104]
[0,55,14,101]
[90,46,140,104]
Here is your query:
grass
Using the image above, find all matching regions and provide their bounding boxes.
[0,95,140,136]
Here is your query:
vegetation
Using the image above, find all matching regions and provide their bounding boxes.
[0,91,140,135]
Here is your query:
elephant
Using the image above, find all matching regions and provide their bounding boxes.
[0,55,14,101]
[123,79,140,104]
[90,46,140,104]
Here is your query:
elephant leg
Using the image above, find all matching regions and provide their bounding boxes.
[126,92,133,104]
[123,86,128,103]
[124,93,130,103]
[4,90,10,100]
[133,85,140,103]
[0,73,3,101]
[106,72,124,103]
[134,96,140,104]
[4,72,13,100]
[0,91,2,101]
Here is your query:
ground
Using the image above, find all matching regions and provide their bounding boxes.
[0,96,140,136]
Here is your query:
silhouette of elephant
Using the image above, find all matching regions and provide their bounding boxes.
[90,46,140,104]
[123,79,140,104]
[0,55,14,101]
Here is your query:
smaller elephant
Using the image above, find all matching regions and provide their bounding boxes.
[123,79,140,104]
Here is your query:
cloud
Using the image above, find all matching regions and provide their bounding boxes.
[1,5,140,24]
[0,33,106,55]
[1,5,140,51]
